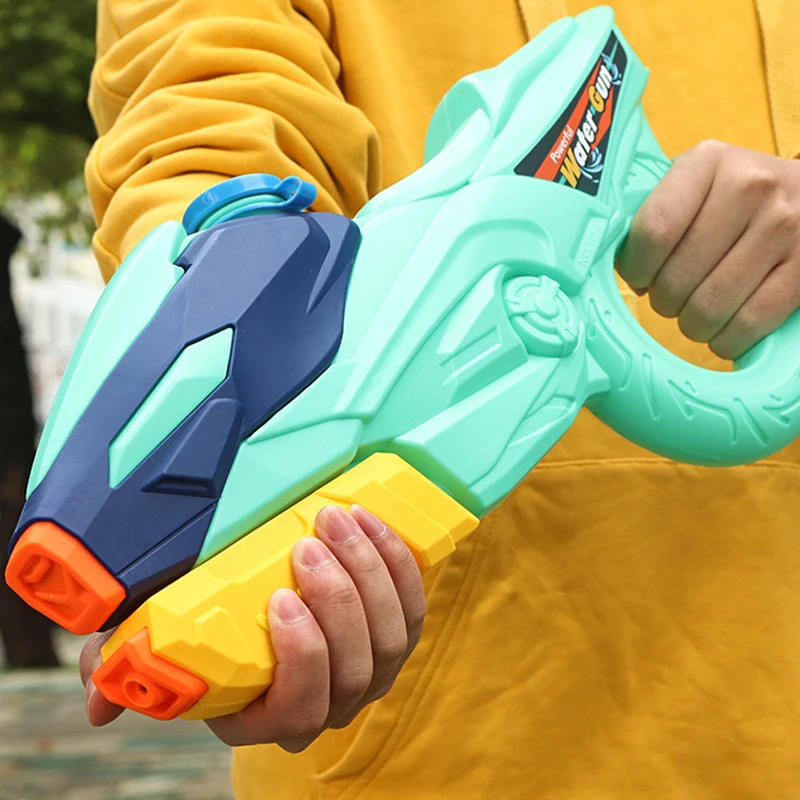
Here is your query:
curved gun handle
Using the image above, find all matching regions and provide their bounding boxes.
[585,120,800,465]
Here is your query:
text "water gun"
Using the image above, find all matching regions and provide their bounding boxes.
[7,7,800,722]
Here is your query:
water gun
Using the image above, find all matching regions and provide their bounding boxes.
[7,7,800,722]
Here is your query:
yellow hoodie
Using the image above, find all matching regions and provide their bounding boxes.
[87,1,800,798]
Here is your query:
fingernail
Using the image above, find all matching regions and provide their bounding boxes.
[270,589,308,623]
[300,537,335,569]
[351,505,387,540]
[317,506,359,544]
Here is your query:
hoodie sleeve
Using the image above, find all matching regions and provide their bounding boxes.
[86,0,380,280]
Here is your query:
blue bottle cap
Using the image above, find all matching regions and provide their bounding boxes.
[182,174,318,234]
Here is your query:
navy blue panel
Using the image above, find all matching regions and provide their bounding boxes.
[108,505,219,629]
[173,214,358,436]
[13,210,361,615]
[142,398,243,498]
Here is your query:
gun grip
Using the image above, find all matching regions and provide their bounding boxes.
[585,113,800,464]
[93,454,478,721]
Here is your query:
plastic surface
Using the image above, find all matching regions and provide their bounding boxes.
[93,629,208,720]
[208,5,800,553]
[8,7,800,693]
[97,453,478,720]
[182,174,317,233]
[109,328,233,488]
[27,223,186,497]
[5,521,125,634]
[10,211,360,628]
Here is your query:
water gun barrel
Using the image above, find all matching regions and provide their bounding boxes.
[6,6,800,721]
[6,177,362,635]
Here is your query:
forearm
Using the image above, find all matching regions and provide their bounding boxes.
[87,0,380,280]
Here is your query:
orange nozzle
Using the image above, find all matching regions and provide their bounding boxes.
[5,521,125,635]
[93,629,208,720]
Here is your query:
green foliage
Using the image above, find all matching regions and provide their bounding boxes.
[0,0,97,141]
[0,0,98,243]
[0,127,93,243]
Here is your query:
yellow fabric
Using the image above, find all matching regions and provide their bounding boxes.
[85,1,800,798]
[86,0,526,280]
[518,0,570,35]
[755,0,800,159]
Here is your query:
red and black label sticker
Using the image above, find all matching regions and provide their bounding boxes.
[514,33,627,196]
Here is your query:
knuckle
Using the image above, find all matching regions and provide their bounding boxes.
[710,306,765,360]
[739,166,779,197]
[372,634,408,667]
[294,635,328,665]
[367,681,396,703]
[708,336,735,360]
[277,725,326,753]
[336,665,373,700]
[695,138,726,156]
[677,309,710,343]
[680,293,727,338]
[692,139,728,164]
[391,537,422,576]
[649,275,686,318]
[277,703,329,743]
[733,305,765,339]
[353,552,388,580]
[636,203,675,251]
[279,738,316,754]
[329,705,369,730]
[770,199,800,235]
[322,580,361,614]
[405,606,427,639]
[281,716,325,743]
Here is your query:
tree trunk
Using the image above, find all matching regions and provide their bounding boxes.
[0,214,59,667]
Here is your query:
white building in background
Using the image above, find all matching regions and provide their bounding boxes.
[10,230,103,428]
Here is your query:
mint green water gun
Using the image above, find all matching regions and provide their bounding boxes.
[7,7,800,721]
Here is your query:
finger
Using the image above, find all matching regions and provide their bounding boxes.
[710,258,800,359]
[292,536,373,729]
[617,142,718,291]
[648,173,754,319]
[79,630,125,727]
[676,214,788,343]
[79,630,114,687]
[350,506,426,663]
[315,507,407,725]
[206,588,330,751]
[86,679,126,727]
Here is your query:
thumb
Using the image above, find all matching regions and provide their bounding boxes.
[79,630,126,726]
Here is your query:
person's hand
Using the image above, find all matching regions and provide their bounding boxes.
[617,140,800,359]
[80,505,426,752]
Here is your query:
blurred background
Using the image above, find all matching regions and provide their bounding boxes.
[0,2,233,797]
